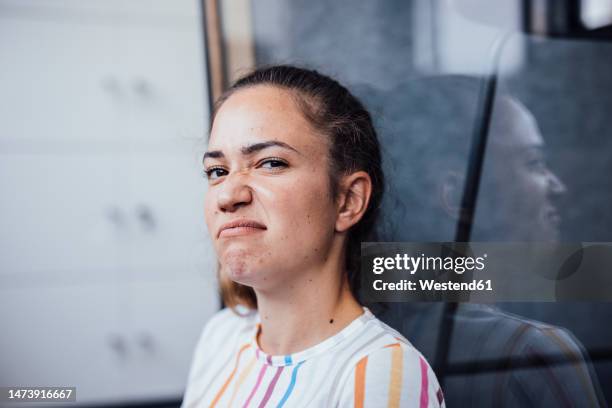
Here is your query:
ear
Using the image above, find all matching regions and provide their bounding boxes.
[438,170,465,220]
[335,171,372,233]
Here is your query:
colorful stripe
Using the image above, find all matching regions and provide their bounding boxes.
[258,366,284,407]
[354,356,368,408]
[227,355,257,407]
[419,356,429,408]
[242,363,268,408]
[276,361,304,408]
[326,332,387,404]
[545,328,600,408]
[525,344,572,406]
[209,343,251,408]
[493,323,530,407]
[386,344,403,408]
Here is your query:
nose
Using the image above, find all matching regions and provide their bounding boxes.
[548,170,567,196]
[216,171,253,213]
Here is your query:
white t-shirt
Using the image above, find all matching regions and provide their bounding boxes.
[181,306,445,407]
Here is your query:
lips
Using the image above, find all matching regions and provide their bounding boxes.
[218,219,267,238]
[543,206,561,226]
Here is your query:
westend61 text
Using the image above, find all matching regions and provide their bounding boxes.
[373,279,493,291]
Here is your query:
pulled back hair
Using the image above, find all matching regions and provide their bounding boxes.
[211,65,384,312]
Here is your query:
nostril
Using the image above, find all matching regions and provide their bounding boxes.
[218,198,250,213]
[548,172,567,195]
[216,174,253,213]
[556,179,568,195]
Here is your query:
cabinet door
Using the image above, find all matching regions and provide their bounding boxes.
[0,154,121,285]
[0,284,124,404]
[115,277,219,401]
[113,24,209,150]
[114,152,211,281]
[0,18,120,147]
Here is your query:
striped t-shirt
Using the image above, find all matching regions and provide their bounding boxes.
[181,306,445,407]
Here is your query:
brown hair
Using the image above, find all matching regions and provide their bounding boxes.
[211,65,384,313]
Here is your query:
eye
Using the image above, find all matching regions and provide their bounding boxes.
[526,157,547,173]
[204,166,228,180]
[259,158,288,170]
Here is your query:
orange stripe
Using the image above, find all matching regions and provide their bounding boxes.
[209,343,251,408]
[545,329,600,408]
[227,354,257,406]
[384,342,401,349]
[354,356,368,408]
[388,345,403,408]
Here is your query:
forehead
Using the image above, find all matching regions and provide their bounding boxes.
[208,85,323,153]
[489,97,544,152]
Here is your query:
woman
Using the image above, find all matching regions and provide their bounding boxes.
[181,65,444,407]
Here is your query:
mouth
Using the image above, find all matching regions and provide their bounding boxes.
[218,219,267,238]
[543,206,562,227]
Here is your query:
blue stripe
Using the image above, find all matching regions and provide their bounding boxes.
[284,355,292,365]
[276,361,304,408]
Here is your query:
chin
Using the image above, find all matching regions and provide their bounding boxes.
[220,250,264,285]
[222,256,251,280]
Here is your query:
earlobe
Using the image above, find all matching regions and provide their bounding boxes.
[335,171,372,233]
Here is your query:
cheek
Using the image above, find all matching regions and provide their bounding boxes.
[267,175,335,238]
[516,172,549,198]
[203,191,218,237]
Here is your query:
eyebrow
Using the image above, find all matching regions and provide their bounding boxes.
[202,140,301,162]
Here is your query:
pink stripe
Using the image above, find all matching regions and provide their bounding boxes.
[419,357,429,408]
[257,366,284,408]
[242,364,268,408]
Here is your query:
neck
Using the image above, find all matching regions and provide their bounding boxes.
[253,243,364,356]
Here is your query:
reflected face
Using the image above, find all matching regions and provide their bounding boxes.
[203,85,337,290]
[479,98,567,241]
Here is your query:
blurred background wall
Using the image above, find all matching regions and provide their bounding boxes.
[0,0,219,406]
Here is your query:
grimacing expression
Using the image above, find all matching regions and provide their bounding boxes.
[203,85,339,291]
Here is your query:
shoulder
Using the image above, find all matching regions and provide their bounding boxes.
[355,312,429,361]
[204,306,255,332]
[198,305,257,347]
[464,306,603,405]
[186,306,257,376]
[336,313,445,407]
[477,305,585,354]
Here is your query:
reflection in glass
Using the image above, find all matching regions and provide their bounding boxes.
[362,75,605,406]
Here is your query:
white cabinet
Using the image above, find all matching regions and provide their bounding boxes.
[0,18,120,146]
[0,284,123,402]
[0,154,121,282]
[115,25,209,147]
[0,1,218,404]
[116,278,218,402]
[119,153,211,280]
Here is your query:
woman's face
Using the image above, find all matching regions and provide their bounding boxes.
[204,85,338,291]
[476,98,567,241]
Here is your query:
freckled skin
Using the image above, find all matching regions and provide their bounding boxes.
[204,85,338,292]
